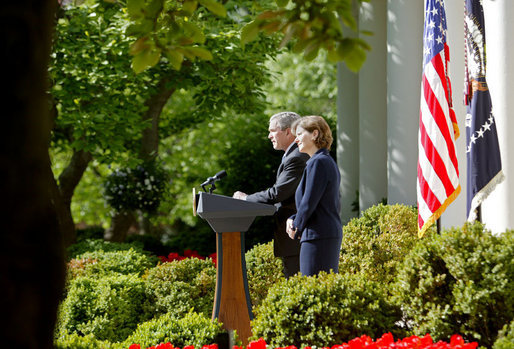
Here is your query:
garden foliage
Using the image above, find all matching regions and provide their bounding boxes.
[493,320,514,349]
[143,258,216,318]
[55,208,514,348]
[121,311,225,349]
[339,204,423,286]
[250,272,404,347]
[57,274,152,342]
[245,241,284,308]
[393,223,514,348]
[67,248,157,279]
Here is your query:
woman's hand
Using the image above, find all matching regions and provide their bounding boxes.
[286,218,297,239]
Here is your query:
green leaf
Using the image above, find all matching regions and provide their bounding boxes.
[198,0,226,17]
[241,20,260,47]
[344,46,366,72]
[165,49,184,70]
[182,0,198,15]
[129,37,150,55]
[336,38,356,60]
[276,0,289,7]
[337,8,357,31]
[127,0,145,19]
[132,48,161,73]
[303,39,320,61]
[185,47,213,60]
[182,21,205,44]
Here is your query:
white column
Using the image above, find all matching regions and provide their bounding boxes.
[337,64,360,224]
[386,0,424,206]
[358,0,388,211]
[481,0,514,234]
[438,0,468,230]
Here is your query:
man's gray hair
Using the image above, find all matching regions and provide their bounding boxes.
[269,111,301,130]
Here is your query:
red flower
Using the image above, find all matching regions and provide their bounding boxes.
[129,345,141,349]
[183,345,195,349]
[247,338,267,349]
[155,343,175,349]
[202,345,218,349]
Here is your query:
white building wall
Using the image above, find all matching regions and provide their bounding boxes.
[386,0,423,207]
[481,0,514,234]
[337,0,513,233]
[337,64,360,225]
[358,0,388,212]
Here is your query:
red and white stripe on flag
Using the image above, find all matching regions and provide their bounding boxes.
[417,0,460,238]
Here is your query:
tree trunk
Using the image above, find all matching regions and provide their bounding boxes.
[106,75,175,241]
[104,210,138,242]
[140,78,175,162]
[0,1,66,348]
[52,148,93,247]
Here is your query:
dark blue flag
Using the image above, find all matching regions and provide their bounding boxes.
[464,0,504,221]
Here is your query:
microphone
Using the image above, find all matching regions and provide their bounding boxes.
[201,170,227,193]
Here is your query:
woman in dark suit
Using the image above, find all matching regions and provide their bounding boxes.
[286,115,342,276]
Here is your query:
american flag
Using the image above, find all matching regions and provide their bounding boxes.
[417,0,460,237]
[464,0,504,221]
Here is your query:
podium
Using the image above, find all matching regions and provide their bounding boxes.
[195,192,276,344]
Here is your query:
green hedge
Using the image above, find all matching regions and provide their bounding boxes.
[251,272,404,347]
[245,241,283,308]
[143,258,216,318]
[68,248,157,279]
[66,238,148,260]
[393,222,514,348]
[121,311,225,349]
[339,204,423,286]
[56,274,153,343]
[493,320,514,349]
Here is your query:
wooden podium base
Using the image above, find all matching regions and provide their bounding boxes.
[212,231,253,345]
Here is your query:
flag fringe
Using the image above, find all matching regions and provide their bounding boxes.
[418,185,461,238]
[467,171,505,222]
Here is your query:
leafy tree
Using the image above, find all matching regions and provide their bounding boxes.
[50,0,279,243]
[129,0,370,72]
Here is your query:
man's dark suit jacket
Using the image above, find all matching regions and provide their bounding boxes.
[246,143,309,257]
[290,148,342,243]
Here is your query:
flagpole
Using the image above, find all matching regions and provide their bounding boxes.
[436,218,441,234]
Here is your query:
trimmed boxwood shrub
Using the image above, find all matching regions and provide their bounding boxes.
[393,222,514,348]
[57,274,153,343]
[250,272,404,347]
[121,311,225,349]
[493,320,514,349]
[54,333,115,349]
[68,248,158,279]
[143,258,216,318]
[339,204,424,286]
[66,238,147,260]
[245,241,284,308]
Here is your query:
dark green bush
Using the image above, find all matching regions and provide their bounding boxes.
[245,241,284,308]
[493,320,514,349]
[57,274,152,343]
[66,238,146,260]
[251,272,404,347]
[143,257,216,318]
[121,311,225,349]
[68,248,157,279]
[339,203,424,286]
[393,223,514,348]
[75,226,105,242]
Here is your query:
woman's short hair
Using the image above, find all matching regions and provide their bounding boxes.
[292,115,333,150]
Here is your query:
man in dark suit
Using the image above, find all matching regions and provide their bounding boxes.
[233,112,309,278]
